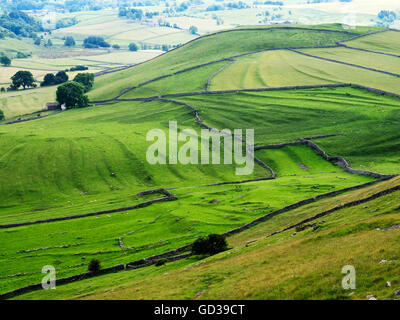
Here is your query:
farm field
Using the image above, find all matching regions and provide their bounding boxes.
[89,27,355,101]
[2,23,400,301]
[343,30,400,55]
[0,86,57,119]
[11,174,400,300]
[176,87,400,175]
[50,10,197,48]
[298,46,400,74]
[209,49,400,93]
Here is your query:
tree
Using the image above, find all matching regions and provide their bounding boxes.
[34,38,41,46]
[0,55,11,66]
[112,44,120,50]
[11,71,35,90]
[55,71,68,84]
[192,234,228,255]
[73,73,94,92]
[64,36,76,47]
[88,259,101,272]
[129,42,138,51]
[56,82,88,108]
[189,25,198,35]
[46,39,53,47]
[0,109,4,121]
[83,36,110,48]
[41,73,57,87]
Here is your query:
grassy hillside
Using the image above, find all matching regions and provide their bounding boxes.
[298,46,400,75]
[344,30,400,55]
[176,87,400,174]
[12,175,400,300]
[89,27,355,101]
[209,49,400,93]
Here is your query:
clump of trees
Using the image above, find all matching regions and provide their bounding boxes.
[64,36,76,47]
[10,71,36,90]
[192,234,228,255]
[0,55,11,66]
[69,65,88,72]
[83,36,110,48]
[73,73,94,92]
[0,10,43,38]
[41,71,69,87]
[56,82,88,109]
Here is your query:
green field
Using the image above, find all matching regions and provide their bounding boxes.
[209,49,400,93]
[90,27,356,101]
[11,174,400,300]
[2,24,400,300]
[299,46,400,75]
[344,30,400,55]
[176,87,400,174]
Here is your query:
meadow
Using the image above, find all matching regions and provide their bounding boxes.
[11,171,400,300]
[176,87,400,175]
[209,49,400,94]
[344,30,400,55]
[89,27,355,101]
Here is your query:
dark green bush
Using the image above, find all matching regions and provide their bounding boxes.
[192,234,228,255]
[155,258,168,267]
[88,258,101,272]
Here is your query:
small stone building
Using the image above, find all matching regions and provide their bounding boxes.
[46,102,60,111]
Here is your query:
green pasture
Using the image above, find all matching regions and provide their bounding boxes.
[12,175,400,300]
[209,49,400,94]
[344,30,400,55]
[91,27,355,101]
[176,87,400,174]
[299,46,400,75]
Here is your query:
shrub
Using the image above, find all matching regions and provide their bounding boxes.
[129,43,138,51]
[84,36,110,48]
[155,258,168,267]
[88,259,101,272]
[192,234,228,255]
[70,65,88,71]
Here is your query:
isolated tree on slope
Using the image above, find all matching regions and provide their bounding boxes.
[0,55,11,66]
[11,71,35,90]
[129,43,138,51]
[64,36,76,47]
[56,82,88,108]
[189,25,198,35]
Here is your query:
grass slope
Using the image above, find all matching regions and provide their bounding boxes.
[209,49,400,94]
[90,27,354,101]
[345,30,400,55]
[175,87,400,174]
[12,175,400,300]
